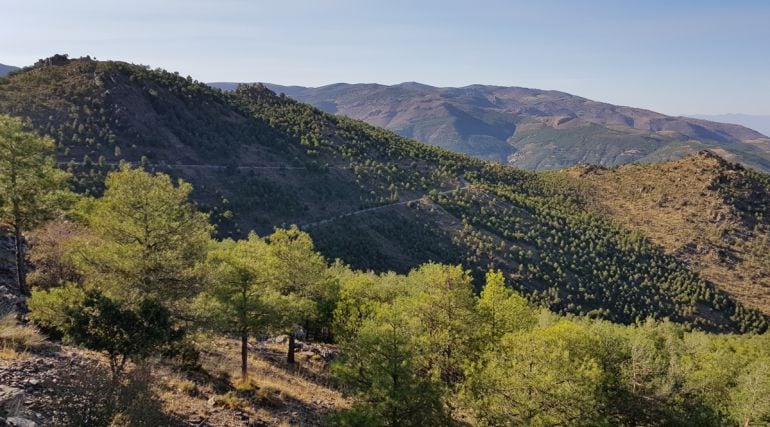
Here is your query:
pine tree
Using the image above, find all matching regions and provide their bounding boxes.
[477,269,536,345]
[267,226,336,363]
[0,116,70,296]
[71,165,212,309]
[195,235,292,379]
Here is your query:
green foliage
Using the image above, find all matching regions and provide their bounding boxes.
[333,270,409,339]
[464,321,605,426]
[27,283,86,335]
[729,359,770,425]
[65,290,180,379]
[477,270,535,344]
[195,233,308,377]
[404,263,480,396]
[267,226,338,339]
[0,115,71,294]
[196,234,278,334]
[70,165,212,308]
[0,115,72,227]
[332,301,447,427]
[331,263,770,426]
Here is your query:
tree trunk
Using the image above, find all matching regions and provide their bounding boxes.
[287,333,295,364]
[241,332,249,379]
[13,223,28,297]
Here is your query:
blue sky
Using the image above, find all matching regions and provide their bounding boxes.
[2,0,769,115]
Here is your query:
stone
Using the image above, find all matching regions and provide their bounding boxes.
[0,385,23,415]
[6,417,37,427]
[187,415,204,426]
[274,335,289,344]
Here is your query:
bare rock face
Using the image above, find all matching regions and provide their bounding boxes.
[32,54,72,68]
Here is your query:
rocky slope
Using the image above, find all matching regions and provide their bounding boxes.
[208,82,770,172]
[0,339,343,426]
[566,151,770,315]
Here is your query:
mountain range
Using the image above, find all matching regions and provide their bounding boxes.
[209,82,770,172]
[1,56,768,333]
[0,63,19,77]
[689,113,770,139]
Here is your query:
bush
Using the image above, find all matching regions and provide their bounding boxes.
[212,391,249,411]
[65,290,182,378]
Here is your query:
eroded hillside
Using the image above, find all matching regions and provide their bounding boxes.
[566,151,770,314]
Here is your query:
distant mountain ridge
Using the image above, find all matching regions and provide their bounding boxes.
[0,63,20,77]
[209,82,770,172]
[688,114,770,139]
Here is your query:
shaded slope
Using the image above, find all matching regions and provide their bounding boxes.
[0,56,766,333]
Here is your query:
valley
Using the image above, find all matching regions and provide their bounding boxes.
[0,55,768,426]
[0,56,766,333]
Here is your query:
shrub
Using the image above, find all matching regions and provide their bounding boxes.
[213,391,249,411]
[65,290,182,379]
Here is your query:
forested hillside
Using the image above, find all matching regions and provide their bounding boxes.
[0,55,766,334]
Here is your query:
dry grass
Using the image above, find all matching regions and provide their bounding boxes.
[155,337,348,426]
[567,153,770,314]
[1,333,347,426]
[0,313,45,354]
[0,346,23,360]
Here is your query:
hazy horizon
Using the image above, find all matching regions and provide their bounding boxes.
[3,0,769,116]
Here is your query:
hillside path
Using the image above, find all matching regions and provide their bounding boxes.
[298,179,469,229]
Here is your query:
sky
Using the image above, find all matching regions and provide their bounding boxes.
[2,0,769,116]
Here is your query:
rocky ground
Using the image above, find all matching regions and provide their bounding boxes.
[0,338,345,427]
[0,344,119,426]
